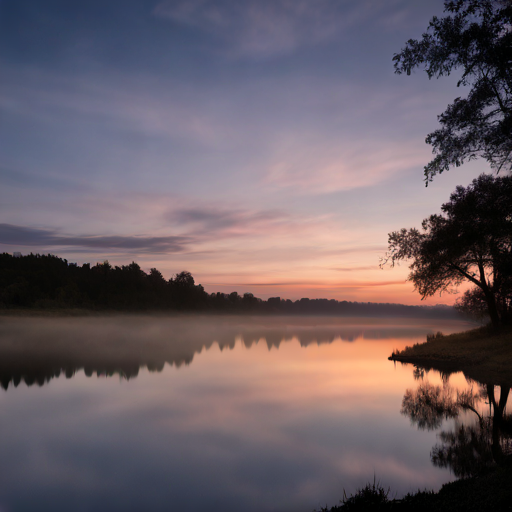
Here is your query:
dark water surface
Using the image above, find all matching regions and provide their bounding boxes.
[0,315,480,512]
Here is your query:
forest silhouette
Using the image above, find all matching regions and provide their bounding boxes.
[0,252,461,318]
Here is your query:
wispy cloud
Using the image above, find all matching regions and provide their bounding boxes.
[0,224,190,253]
[331,266,377,272]
[336,246,386,255]
[349,280,406,288]
[1,64,437,197]
[166,205,293,238]
[0,202,324,255]
[265,139,428,193]
[203,279,406,289]
[154,0,406,59]
[0,67,232,150]
[154,0,346,58]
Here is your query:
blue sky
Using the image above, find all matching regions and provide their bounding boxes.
[0,0,485,303]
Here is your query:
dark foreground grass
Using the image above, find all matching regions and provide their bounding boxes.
[389,324,512,384]
[319,467,512,511]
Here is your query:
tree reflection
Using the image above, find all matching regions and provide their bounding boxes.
[0,316,446,390]
[431,421,495,478]
[401,381,459,430]
[402,368,512,478]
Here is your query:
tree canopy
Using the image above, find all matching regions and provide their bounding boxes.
[383,174,512,327]
[394,0,512,183]
[0,252,462,318]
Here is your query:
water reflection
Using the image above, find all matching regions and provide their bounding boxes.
[0,315,465,390]
[401,364,512,478]
[0,315,476,512]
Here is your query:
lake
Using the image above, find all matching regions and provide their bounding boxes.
[0,314,487,511]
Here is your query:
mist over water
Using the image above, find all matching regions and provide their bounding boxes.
[0,315,476,512]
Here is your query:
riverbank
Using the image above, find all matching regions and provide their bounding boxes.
[388,324,512,384]
[375,324,512,510]
[322,465,512,511]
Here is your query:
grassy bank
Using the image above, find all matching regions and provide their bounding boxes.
[320,466,512,511]
[389,325,512,384]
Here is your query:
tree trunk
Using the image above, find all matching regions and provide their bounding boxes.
[484,288,501,328]
[477,259,501,328]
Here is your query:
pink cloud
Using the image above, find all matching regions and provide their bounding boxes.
[265,139,429,193]
[163,203,335,242]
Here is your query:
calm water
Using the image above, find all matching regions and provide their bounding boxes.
[0,315,488,511]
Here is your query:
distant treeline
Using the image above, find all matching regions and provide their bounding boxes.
[0,253,462,318]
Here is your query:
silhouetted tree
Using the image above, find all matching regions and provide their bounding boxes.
[394,0,512,183]
[242,292,258,307]
[228,291,239,301]
[454,287,492,321]
[169,271,207,309]
[383,174,512,327]
[170,270,195,288]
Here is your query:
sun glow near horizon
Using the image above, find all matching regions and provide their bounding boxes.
[0,0,484,307]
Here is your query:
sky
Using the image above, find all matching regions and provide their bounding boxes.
[0,0,487,305]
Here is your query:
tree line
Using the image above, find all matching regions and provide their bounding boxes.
[0,252,459,318]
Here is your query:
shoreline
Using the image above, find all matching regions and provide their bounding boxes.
[388,325,512,385]
[326,324,512,510]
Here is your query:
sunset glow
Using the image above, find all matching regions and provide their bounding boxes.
[0,0,486,305]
